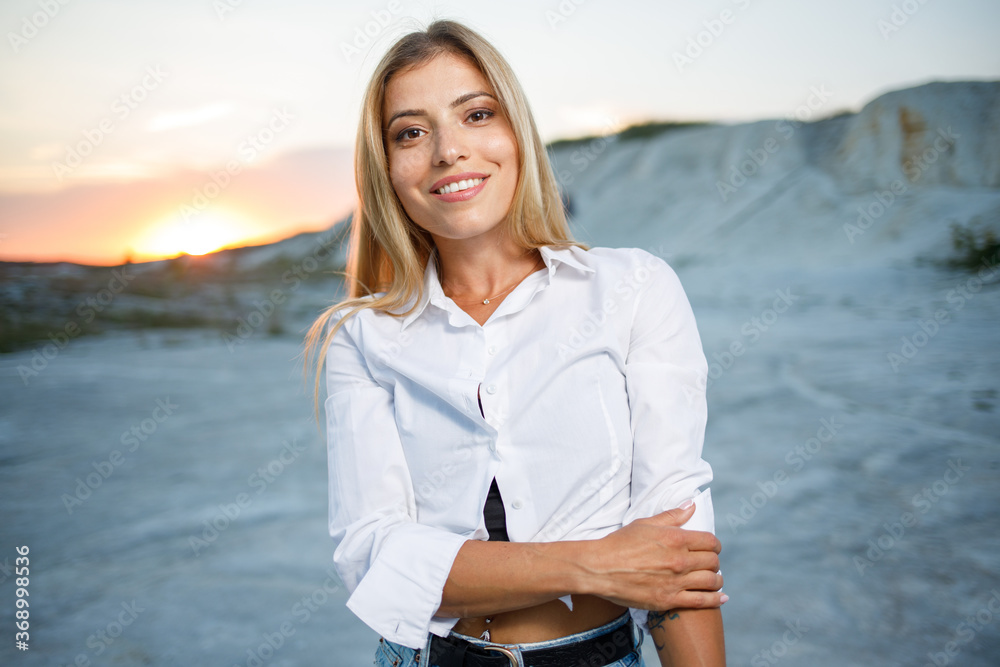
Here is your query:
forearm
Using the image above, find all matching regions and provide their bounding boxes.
[437,538,591,618]
[438,507,725,619]
[648,607,726,667]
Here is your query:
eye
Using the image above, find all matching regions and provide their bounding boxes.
[394,127,425,142]
[467,109,495,123]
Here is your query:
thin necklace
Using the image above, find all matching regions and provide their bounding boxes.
[444,254,544,306]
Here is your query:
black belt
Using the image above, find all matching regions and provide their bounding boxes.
[425,617,636,667]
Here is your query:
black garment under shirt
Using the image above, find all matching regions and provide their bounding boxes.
[478,384,509,542]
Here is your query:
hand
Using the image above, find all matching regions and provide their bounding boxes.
[581,503,724,611]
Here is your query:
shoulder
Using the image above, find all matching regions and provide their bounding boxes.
[553,244,668,269]
[326,294,407,343]
[558,245,683,293]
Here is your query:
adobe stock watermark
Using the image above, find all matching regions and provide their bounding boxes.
[854,459,969,576]
[554,117,621,187]
[58,600,145,667]
[925,589,1000,666]
[231,568,343,667]
[374,318,427,368]
[414,443,474,504]
[213,0,244,21]
[750,619,810,667]
[61,398,179,514]
[887,252,999,372]
[339,1,403,62]
[7,0,72,53]
[556,249,662,361]
[51,66,168,181]
[843,126,958,243]
[688,287,798,397]
[726,417,843,533]
[16,266,135,386]
[189,437,307,556]
[223,229,342,351]
[878,0,933,39]
[545,0,589,30]
[540,453,627,542]
[179,107,294,223]
[672,0,753,73]
[716,85,834,202]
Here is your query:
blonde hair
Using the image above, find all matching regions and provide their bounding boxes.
[304,19,585,408]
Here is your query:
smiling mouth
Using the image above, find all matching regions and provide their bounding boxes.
[434,177,486,195]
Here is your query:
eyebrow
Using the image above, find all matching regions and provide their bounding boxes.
[385,91,498,129]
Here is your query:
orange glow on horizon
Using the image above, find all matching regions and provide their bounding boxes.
[132,209,259,261]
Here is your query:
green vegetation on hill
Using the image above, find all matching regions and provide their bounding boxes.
[547,120,709,151]
[948,218,1000,271]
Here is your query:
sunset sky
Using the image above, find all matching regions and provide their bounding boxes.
[1,0,998,265]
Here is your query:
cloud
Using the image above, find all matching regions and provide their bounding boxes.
[0,146,355,265]
[147,103,233,132]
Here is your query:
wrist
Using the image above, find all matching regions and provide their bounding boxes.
[554,537,609,598]
[528,538,604,598]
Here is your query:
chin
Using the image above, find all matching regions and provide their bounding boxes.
[415,209,509,241]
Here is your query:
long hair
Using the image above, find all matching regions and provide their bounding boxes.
[303,20,585,409]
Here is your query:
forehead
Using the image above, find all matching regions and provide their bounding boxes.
[383,52,493,118]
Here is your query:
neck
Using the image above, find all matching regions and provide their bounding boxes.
[434,233,541,303]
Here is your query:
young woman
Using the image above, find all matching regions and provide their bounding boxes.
[305,20,726,667]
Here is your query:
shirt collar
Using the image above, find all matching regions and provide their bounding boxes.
[399,244,594,331]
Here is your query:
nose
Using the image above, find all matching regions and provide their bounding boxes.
[432,124,469,166]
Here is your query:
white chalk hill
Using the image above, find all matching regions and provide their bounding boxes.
[550,80,999,268]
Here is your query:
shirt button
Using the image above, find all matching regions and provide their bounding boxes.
[487,345,497,356]
[511,499,524,510]
[486,384,498,394]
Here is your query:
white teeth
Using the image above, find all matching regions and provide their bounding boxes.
[436,177,483,195]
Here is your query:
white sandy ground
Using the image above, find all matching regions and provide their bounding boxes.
[0,260,997,666]
[1,80,999,666]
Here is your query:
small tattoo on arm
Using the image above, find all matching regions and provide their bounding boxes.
[647,610,680,650]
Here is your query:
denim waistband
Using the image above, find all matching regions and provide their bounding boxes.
[415,612,639,667]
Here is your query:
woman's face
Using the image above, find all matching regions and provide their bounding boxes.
[383,52,519,245]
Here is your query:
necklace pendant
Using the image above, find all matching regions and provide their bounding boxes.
[483,299,490,305]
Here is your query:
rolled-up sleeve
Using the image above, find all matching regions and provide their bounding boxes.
[325,312,468,649]
[619,253,715,628]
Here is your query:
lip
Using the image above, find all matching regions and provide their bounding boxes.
[429,172,489,202]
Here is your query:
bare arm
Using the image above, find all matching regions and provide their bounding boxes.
[648,607,726,667]
[438,504,724,618]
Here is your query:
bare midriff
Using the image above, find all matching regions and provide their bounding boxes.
[452,595,628,644]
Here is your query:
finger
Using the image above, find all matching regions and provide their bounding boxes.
[648,503,696,527]
[650,526,721,554]
[678,529,722,554]
[680,551,721,576]
[679,569,724,593]
[664,589,729,610]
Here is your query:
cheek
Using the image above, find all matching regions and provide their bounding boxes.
[483,128,519,177]
[388,155,418,198]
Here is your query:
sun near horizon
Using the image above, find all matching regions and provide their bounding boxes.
[129,208,258,262]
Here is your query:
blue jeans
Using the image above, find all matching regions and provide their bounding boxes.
[374,612,645,667]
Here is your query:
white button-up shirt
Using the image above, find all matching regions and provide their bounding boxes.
[324,244,715,649]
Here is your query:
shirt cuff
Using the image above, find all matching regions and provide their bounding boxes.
[629,488,716,633]
[343,523,469,649]
[682,487,715,534]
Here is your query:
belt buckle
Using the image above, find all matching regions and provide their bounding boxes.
[482,644,519,666]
